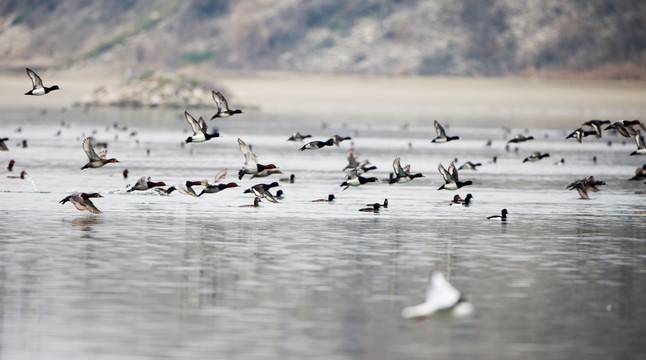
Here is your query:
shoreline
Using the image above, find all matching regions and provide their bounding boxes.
[2,66,646,129]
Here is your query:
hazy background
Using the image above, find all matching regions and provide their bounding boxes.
[1,0,645,79]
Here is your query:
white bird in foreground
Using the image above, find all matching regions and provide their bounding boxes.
[401,271,474,320]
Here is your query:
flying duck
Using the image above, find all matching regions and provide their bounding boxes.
[248,183,280,203]
[0,138,8,151]
[250,168,283,178]
[80,137,119,169]
[340,169,378,190]
[210,91,242,119]
[507,134,534,144]
[566,128,597,143]
[127,176,166,192]
[389,157,423,184]
[458,161,482,170]
[299,138,335,151]
[582,119,611,138]
[630,131,646,156]
[312,194,335,202]
[287,132,312,142]
[343,149,376,172]
[184,111,219,143]
[401,271,474,320]
[25,68,60,96]
[487,208,508,220]
[199,182,238,197]
[237,138,278,180]
[522,152,550,163]
[332,134,352,146]
[567,176,606,199]
[437,162,472,190]
[605,121,642,137]
[431,120,459,143]
[59,193,103,214]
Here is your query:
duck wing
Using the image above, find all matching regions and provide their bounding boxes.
[82,137,100,161]
[438,163,453,182]
[425,272,461,312]
[393,158,407,177]
[434,120,447,138]
[97,149,108,159]
[635,131,646,150]
[184,111,202,135]
[448,162,460,182]
[83,198,102,214]
[213,168,228,183]
[198,117,208,133]
[237,138,257,166]
[26,68,43,88]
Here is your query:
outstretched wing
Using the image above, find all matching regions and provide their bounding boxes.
[237,138,257,166]
[438,163,453,182]
[448,162,459,182]
[393,158,407,177]
[83,198,102,214]
[185,111,202,135]
[82,137,100,161]
[97,149,108,159]
[215,91,231,111]
[198,117,208,133]
[434,120,447,138]
[213,168,228,183]
[26,68,43,88]
[425,272,461,311]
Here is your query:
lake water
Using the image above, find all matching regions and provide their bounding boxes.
[1,107,645,359]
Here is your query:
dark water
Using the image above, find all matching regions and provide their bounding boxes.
[1,107,645,359]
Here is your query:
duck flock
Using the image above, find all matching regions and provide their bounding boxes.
[4,67,646,318]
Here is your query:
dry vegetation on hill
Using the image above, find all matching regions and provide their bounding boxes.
[1,0,645,79]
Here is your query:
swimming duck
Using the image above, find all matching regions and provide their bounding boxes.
[431,120,459,143]
[59,193,102,214]
[507,134,534,143]
[566,128,597,143]
[359,203,380,212]
[437,162,472,190]
[81,137,119,169]
[184,111,219,143]
[280,174,295,183]
[122,169,129,179]
[274,190,284,200]
[210,91,242,119]
[629,165,646,181]
[237,138,278,180]
[401,271,474,320]
[239,197,261,208]
[287,132,312,142]
[25,68,60,96]
[127,176,166,192]
[0,138,8,151]
[299,138,334,151]
[458,161,482,171]
[366,198,388,209]
[450,193,473,206]
[332,134,352,146]
[522,152,550,163]
[313,194,335,202]
[7,170,27,179]
[7,159,14,171]
[487,209,508,220]
[582,119,611,138]
[389,157,423,184]
[630,131,646,156]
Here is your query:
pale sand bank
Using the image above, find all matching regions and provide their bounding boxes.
[1,67,645,129]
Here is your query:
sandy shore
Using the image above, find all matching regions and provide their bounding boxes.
[2,66,645,129]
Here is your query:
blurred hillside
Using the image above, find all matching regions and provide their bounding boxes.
[1,0,645,79]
